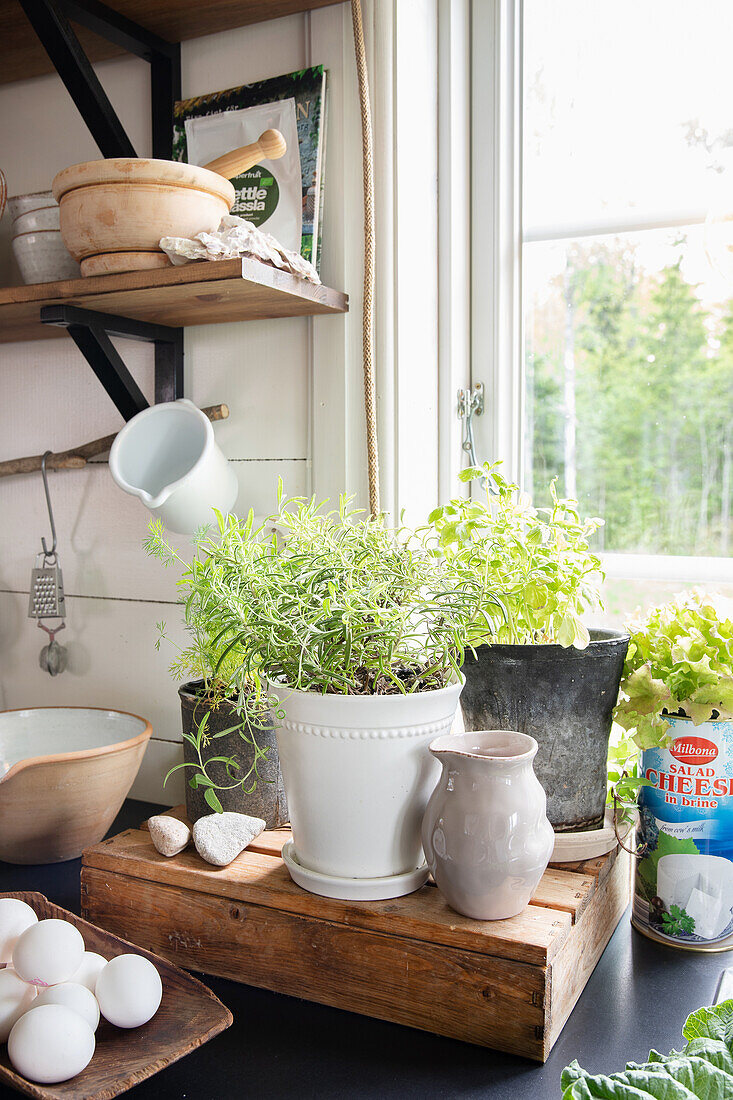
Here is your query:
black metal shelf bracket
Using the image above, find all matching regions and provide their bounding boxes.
[21,0,185,418]
[41,305,184,421]
[18,0,181,159]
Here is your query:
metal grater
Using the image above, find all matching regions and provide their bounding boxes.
[28,451,68,675]
[28,559,66,619]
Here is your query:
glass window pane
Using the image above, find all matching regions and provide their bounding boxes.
[524,0,733,232]
[523,1,733,561]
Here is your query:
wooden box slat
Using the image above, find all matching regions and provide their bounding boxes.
[86,830,571,965]
[82,813,630,1062]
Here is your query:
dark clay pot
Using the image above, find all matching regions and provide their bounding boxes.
[179,681,288,827]
[460,629,629,831]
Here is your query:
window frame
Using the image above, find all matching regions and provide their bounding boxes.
[469,0,733,583]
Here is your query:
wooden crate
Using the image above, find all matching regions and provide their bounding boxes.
[81,811,629,1062]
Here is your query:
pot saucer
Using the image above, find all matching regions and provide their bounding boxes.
[551,807,628,862]
[281,840,429,901]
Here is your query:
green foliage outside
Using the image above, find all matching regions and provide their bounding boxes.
[527,241,733,555]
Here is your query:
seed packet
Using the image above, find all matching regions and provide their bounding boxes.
[184,98,302,254]
[174,66,327,270]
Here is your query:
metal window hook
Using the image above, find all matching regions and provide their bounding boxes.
[40,450,58,561]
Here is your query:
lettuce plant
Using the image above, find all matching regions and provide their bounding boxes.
[614,590,733,752]
[562,999,733,1098]
[428,461,604,648]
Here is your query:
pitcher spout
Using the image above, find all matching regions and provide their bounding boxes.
[428,729,538,766]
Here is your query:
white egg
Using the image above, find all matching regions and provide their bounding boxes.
[0,899,38,964]
[70,950,107,993]
[0,967,37,1042]
[12,919,85,987]
[8,1004,95,1084]
[35,982,100,1031]
[95,953,162,1028]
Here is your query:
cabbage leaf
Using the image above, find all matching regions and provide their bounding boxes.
[561,1001,733,1099]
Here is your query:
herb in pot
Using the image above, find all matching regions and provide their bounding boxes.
[613,593,733,948]
[145,511,277,819]
[427,461,622,832]
[145,487,497,895]
[428,460,604,648]
[145,487,493,813]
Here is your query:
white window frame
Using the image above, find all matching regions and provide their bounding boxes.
[469,0,523,485]
[468,0,733,584]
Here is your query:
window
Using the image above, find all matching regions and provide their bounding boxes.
[519,0,733,617]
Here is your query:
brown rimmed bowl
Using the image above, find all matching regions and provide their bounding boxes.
[0,707,151,864]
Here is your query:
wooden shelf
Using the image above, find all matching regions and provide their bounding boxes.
[0,257,348,343]
[0,0,341,85]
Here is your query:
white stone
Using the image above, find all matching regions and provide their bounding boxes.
[193,812,265,867]
[148,815,191,857]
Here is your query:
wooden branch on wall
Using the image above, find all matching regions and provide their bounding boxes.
[0,403,230,479]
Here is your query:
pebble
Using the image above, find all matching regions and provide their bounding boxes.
[193,812,265,867]
[148,815,191,857]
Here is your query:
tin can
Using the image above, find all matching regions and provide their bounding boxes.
[632,714,733,951]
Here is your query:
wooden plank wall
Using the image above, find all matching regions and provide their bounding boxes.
[0,9,353,800]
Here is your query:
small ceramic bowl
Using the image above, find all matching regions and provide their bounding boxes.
[14,205,60,233]
[12,228,80,284]
[6,190,56,222]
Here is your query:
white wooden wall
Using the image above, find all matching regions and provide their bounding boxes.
[0,6,369,803]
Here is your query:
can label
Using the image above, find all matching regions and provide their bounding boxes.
[633,715,733,946]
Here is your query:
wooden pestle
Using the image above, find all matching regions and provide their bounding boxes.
[203,129,287,180]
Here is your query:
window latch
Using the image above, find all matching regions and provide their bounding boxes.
[457,383,484,469]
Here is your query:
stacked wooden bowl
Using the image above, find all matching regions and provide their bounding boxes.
[52,129,287,277]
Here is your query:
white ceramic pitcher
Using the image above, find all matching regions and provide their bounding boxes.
[422,730,554,920]
[109,399,238,534]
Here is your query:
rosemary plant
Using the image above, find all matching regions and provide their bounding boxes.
[145,487,494,806]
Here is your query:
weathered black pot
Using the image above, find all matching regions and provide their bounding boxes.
[179,681,288,827]
[460,629,629,831]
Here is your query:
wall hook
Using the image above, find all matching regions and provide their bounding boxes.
[40,450,58,560]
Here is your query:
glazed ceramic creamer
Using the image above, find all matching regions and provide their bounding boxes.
[633,715,733,949]
[109,399,238,534]
[422,730,554,920]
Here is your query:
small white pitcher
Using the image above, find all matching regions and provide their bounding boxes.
[423,730,554,920]
[109,399,238,534]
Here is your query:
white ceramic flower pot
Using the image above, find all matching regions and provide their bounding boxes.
[271,678,463,898]
[109,399,238,534]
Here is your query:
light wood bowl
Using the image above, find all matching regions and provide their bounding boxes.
[0,706,151,864]
[52,158,236,274]
[52,130,287,276]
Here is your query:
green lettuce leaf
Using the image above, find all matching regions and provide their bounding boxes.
[682,1002,733,1046]
[561,1003,733,1099]
[614,592,733,751]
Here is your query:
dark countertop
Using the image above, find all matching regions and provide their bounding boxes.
[1,799,730,1099]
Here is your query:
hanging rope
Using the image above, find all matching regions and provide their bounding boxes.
[350,0,380,516]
